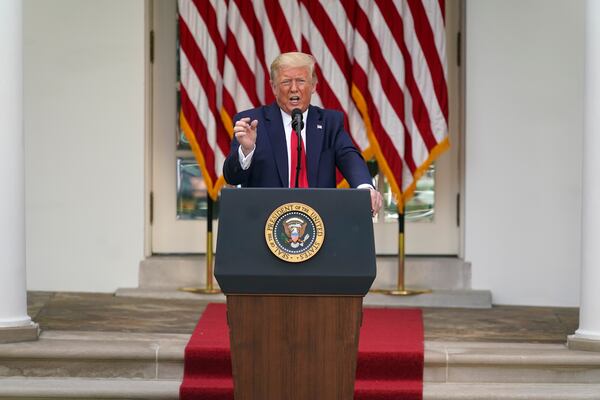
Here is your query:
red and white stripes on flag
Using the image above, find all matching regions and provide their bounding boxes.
[179,0,449,206]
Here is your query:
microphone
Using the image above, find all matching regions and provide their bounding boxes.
[291,108,304,188]
[291,108,304,132]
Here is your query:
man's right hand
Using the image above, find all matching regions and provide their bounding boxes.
[234,117,258,156]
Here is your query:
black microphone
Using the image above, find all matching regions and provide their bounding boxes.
[291,108,304,188]
[291,108,304,132]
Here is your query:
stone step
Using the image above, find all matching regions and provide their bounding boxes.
[115,288,493,308]
[0,331,187,381]
[424,383,600,399]
[0,377,179,399]
[139,255,473,291]
[1,331,599,384]
[0,378,599,400]
[426,341,600,384]
[132,255,491,308]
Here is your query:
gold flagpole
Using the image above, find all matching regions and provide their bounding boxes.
[371,200,430,296]
[181,195,220,294]
[386,203,430,296]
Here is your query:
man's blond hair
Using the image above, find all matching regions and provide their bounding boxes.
[270,52,318,83]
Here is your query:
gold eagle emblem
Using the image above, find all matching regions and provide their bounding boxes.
[283,217,309,248]
[265,202,325,263]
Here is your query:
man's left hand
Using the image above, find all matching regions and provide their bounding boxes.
[369,187,383,217]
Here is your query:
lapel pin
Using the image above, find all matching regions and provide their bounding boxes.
[317,124,323,129]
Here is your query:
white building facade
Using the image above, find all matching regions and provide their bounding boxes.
[3,0,593,322]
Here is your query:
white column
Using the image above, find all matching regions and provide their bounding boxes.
[571,0,600,345]
[0,0,32,328]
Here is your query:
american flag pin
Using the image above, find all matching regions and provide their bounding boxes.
[317,124,323,129]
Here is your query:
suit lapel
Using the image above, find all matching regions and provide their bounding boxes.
[264,103,288,187]
[306,105,324,188]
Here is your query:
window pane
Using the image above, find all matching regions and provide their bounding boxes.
[383,164,435,222]
[177,124,190,150]
[176,158,219,220]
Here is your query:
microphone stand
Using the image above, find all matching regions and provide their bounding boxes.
[291,109,304,188]
[295,129,302,188]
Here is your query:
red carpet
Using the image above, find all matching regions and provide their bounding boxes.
[180,303,423,400]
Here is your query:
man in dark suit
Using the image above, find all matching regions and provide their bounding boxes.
[223,52,382,214]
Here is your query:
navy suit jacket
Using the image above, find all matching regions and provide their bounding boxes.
[223,103,372,188]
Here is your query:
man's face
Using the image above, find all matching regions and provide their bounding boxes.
[271,66,316,115]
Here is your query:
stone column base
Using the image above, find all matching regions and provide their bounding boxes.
[0,323,39,344]
[568,334,600,352]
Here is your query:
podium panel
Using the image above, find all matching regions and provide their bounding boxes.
[215,188,376,400]
[215,188,376,295]
[227,295,362,400]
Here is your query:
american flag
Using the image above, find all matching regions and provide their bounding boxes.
[178,0,449,206]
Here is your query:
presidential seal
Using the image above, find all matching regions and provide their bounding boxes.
[265,202,325,263]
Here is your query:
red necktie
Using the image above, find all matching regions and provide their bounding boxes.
[290,129,308,188]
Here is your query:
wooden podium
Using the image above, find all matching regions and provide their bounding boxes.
[215,188,376,400]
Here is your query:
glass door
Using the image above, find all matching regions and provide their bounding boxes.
[151,0,214,253]
[374,0,461,255]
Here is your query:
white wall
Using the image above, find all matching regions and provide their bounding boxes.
[23,0,146,292]
[465,0,585,306]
